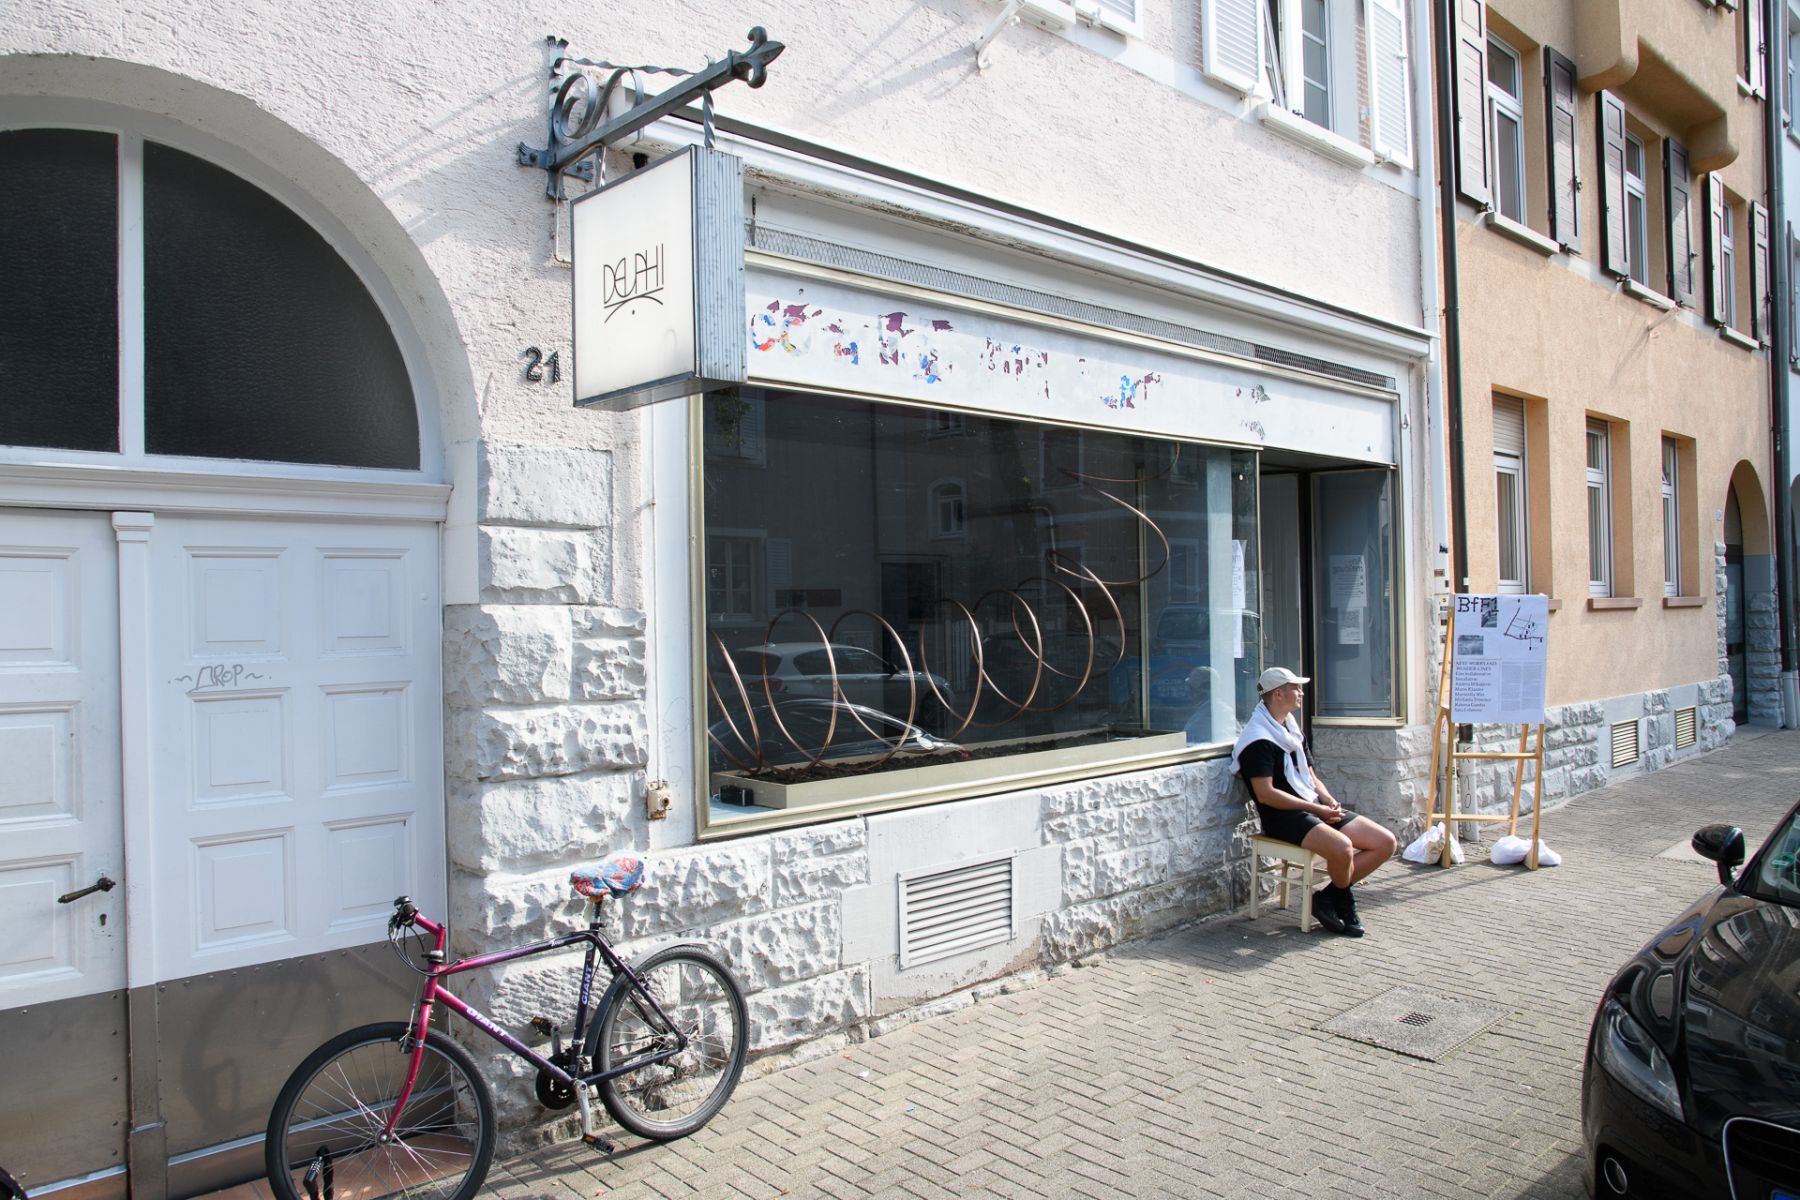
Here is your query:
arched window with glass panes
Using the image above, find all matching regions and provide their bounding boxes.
[0,128,418,468]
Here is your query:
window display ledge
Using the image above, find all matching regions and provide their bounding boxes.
[704,729,1193,835]
[1720,326,1759,351]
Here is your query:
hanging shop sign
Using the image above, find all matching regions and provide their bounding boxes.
[572,146,746,410]
[1449,593,1549,724]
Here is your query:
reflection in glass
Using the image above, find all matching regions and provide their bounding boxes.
[701,390,1260,792]
[1312,469,1396,718]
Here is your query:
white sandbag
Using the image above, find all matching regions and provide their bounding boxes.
[1490,834,1530,865]
[1491,834,1561,866]
[1402,821,1463,864]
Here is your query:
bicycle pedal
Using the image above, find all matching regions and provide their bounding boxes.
[581,1133,615,1156]
[528,1016,556,1036]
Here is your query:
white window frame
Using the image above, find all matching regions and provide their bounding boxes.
[1586,420,1613,597]
[705,530,765,624]
[1662,437,1680,597]
[1487,36,1527,225]
[1722,202,1739,328]
[1625,132,1650,286]
[929,478,967,540]
[1267,0,1359,135]
[926,410,967,438]
[1495,449,1528,594]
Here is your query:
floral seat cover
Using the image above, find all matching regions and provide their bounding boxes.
[571,852,646,900]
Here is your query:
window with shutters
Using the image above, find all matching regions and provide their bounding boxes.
[1624,135,1649,286]
[1200,0,1410,164]
[705,391,768,464]
[706,532,766,624]
[1493,395,1529,594]
[929,480,967,540]
[1543,47,1582,251]
[1786,6,1798,127]
[1487,37,1528,224]
[1721,195,1738,328]
[1666,139,1697,304]
[1586,420,1614,597]
[1741,0,1768,95]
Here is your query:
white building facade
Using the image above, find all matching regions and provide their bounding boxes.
[0,1,1442,1195]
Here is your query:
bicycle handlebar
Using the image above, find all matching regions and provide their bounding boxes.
[389,895,418,932]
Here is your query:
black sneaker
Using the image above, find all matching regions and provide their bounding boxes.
[1312,885,1346,934]
[1339,887,1365,938]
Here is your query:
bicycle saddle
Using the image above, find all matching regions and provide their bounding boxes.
[571,853,646,900]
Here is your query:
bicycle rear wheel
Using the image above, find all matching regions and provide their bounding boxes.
[265,1021,496,1200]
[588,945,748,1140]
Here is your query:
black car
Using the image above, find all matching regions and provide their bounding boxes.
[1581,799,1800,1199]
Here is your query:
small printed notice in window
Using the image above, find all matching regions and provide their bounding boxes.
[1449,594,1549,724]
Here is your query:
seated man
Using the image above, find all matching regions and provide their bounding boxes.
[1231,667,1396,936]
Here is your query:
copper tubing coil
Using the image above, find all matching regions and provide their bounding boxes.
[707,461,1174,776]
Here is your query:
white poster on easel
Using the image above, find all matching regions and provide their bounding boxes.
[1449,594,1549,724]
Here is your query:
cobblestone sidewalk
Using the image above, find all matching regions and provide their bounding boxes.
[484,728,1800,1200]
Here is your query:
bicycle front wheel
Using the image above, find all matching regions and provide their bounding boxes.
[588,945,748,1140]
[265,1021,496,1200]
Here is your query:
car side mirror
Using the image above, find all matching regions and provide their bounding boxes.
[1691,823,1746,885]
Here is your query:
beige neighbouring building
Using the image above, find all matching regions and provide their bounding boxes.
[1446,0,1780,806]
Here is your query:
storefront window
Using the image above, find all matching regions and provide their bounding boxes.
[702,389,1259,812]
[1312,469,1398,718]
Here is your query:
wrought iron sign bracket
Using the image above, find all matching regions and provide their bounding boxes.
[518,26,785,199]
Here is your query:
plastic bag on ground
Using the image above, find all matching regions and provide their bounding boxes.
[1491,834,1561,866]
[1402,822,1464,864]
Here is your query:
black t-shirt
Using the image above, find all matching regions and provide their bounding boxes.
[1238,738,1313,814]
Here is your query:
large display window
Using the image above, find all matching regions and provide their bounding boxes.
[699,387,1260,824]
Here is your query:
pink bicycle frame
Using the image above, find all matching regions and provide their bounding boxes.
[382,905,684,1140]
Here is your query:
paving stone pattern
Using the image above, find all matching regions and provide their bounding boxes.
[483,729,1800,1200]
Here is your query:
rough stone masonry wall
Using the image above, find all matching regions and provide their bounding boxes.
[440,433,1263,1144]
[1446,544,1741,831]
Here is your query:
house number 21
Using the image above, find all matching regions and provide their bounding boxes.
[522,347,562,384]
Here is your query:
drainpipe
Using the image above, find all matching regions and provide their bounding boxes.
[1432,0,1470,594]
[1413,0,1452,716]
[1767,0,1798,727]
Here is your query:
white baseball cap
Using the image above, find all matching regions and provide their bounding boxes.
[1257,666,1310,694]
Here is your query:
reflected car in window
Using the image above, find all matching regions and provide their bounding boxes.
[723,642,954,722]
[707,698,967,772]
[1580,799,1800,1199]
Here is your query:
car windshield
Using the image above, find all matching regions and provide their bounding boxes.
[1744,806,1800,908]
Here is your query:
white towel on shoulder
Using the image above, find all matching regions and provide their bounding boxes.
[1229,702,1318,802]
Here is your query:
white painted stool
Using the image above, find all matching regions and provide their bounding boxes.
[1249,834,1324,932]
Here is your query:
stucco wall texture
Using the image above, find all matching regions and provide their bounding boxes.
[1456,0,1773,711]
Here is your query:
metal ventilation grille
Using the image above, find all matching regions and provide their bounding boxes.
[747,226,1397,392]
[1674,706,1698,749]
[1611,720,1641,768]
[898,853,1014,969]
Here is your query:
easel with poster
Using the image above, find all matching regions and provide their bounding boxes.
[1424,594,1551,868]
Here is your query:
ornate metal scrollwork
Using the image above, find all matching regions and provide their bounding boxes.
[518,27,785,198]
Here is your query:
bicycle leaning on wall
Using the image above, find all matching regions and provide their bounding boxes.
[264,853,748,1200]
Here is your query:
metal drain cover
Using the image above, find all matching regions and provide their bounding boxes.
[1319,987,1508,1061]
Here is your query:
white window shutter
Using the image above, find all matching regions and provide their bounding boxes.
[1089,0,1140,36]
[1365,0,1414,167]
[1202,0,1263,95]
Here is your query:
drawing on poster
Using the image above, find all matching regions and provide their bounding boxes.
[1449,594,1549,724]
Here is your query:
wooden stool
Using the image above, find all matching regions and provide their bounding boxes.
[1249,834,1323,932]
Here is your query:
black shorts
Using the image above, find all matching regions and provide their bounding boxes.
[1257,804,1359,847]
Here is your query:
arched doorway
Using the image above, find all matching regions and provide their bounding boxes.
[1723,463,1773,726]
[1,115,451,1199]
